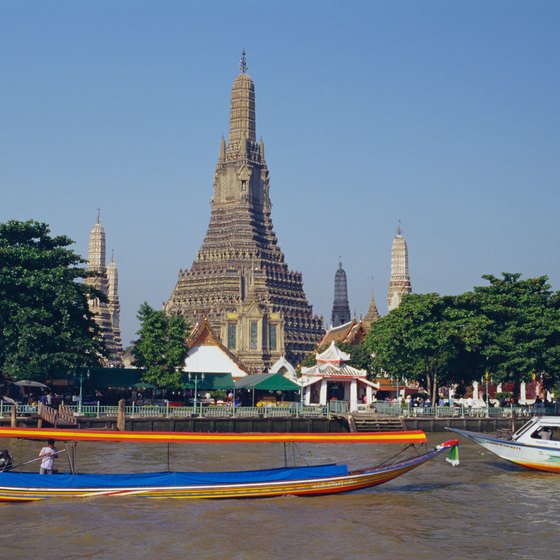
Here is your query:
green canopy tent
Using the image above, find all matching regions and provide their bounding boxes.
[180,373,235,391]
[85,368,143,389]
[46,368,143,390]
[235,373,301,406]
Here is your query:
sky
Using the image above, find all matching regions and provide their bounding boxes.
[2,0,559,347]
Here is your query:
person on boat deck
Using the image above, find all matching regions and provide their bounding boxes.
[0,449,13,471]
[39,439,58,474]
[540,428,552,440]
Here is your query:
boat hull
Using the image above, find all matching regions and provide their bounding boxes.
[448,428,560,473]
[0,442,456,502]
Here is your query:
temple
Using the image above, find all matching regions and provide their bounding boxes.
[330,260,351,327]
[85,213,123,366]
[387,224,412,311]
[165,53,324,371]
[301,341,378,411]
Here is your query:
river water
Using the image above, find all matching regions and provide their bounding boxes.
[1,434,558,559]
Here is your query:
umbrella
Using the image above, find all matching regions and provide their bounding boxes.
[132,382,156,389]
[14,380,49,388]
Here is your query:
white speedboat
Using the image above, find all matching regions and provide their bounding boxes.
[448,416,560,473]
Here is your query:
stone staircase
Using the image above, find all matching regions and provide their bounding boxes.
[38,403,77,428]
[350,413,404,432]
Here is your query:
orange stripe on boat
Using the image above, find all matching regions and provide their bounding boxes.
[0,426,426,444]
[515,461,560,474]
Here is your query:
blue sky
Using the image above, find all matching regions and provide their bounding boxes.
[2,1,559,346]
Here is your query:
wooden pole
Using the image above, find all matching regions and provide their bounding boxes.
[117,399,126,431]
[10,404,16,427]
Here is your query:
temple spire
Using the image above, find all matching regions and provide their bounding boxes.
[239,49,248,74]
[388,224,412,311]
[166,57,324,370]
[364,276,380,329]
[85,216,123,366]
[88,214,106,273]
[331,260,351,327]
[228,52,256,148]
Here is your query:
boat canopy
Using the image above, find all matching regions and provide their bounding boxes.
[0,464,349,489]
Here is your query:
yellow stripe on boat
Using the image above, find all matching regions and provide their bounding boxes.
[0,426,426,445]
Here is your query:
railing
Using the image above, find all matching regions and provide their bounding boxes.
[3,400,555,421]
[37,402,58,426]
[328,400,349,415]
[373,402,558,418]
[57,404,77,425]
[0,403,39,416]
[24,403,330,419]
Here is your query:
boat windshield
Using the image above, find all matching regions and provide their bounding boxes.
[511,419,539,440]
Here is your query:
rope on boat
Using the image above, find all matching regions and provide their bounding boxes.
[373,443,420,469]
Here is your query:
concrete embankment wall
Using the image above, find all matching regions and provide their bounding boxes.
[81,416,350,432]
[403,417,522,433]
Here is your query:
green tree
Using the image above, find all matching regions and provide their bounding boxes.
[467,273,560,397]
[132,303,190,388]
[365,293,489,402]
[364,273,560,403]
[337,342,374,376]
[0,220,105,379]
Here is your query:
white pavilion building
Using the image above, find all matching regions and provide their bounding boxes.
[301,342,379,412]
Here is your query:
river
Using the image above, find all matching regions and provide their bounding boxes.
[1,434,558,559]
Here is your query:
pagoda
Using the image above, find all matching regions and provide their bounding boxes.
[330,260,351,327]
[165,53,324,371]
[85,213,123,366]
[387,223,412,311]
[363,278,380,329]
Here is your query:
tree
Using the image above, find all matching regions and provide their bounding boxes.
[364,293,489,402]
[132,303,190,388]
[0,220,105,379]
[467,273,560,397]
[364,273,560,403]
[337,342,374,376]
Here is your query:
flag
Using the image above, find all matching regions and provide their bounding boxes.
[446,444,460,467]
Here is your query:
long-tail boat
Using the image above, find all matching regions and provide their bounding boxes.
[0,427,459,501]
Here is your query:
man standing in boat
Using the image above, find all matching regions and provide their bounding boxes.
[39,439,58,474]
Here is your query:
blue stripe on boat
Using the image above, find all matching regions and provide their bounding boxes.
[0,464,348,489]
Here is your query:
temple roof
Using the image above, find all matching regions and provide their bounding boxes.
[316,341,350,364]
[186,318,250,377]
[302,362,366,378]
[268,356,297,381]
[320,318,366,347]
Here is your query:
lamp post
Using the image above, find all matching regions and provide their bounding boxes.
[485,370,490,418]
[188,372,205,415]
[76,369,90,416]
